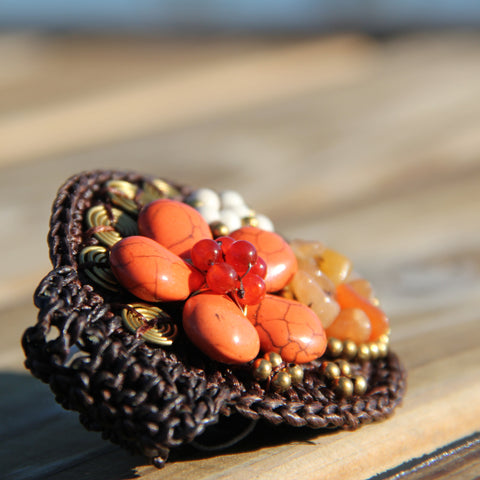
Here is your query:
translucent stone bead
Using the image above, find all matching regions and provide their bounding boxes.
[296,258,336,293]
[326,308,371,344]
[290,270,340,328]
[347,278,375,302]
[316,248,353,285]
[336,283,389,341]
[290,239,326,260]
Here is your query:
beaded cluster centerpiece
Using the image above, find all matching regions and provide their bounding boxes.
[23,171,406,468]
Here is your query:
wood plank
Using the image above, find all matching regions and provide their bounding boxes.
[4,296,478,479]
[375,433,480,480]
[1,32,480,478]
[0,35,372,167]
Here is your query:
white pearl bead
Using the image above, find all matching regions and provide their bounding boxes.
[186,188,220,210]
[219,190,245,209]
[233,204,255,219]
[256,214,274,232]
[195,204,220,224]
[219,208,242,232]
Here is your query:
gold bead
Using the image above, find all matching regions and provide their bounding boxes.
[335,377,354,397]
[210,221,230,238]
[264,352,283,368]
[377,341,388,357]
[378,333,390,345]
[357,343,371,361]
[271,371,292,392]
[353,375,368,395]
[327,338,343,357]
[252,358,273,381]
[241,215,260,228]
[342,340,358,359]
[186,199,204,208]
[336,359,352,377]
[368,342,380,359]
[287,365,304,385]
[322,361,341,380]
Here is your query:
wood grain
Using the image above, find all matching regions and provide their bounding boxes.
[1,32,479,479]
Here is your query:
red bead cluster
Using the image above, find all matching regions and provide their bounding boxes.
[190,237,267,306]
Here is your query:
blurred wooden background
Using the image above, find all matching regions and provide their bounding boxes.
[1,31,479,479]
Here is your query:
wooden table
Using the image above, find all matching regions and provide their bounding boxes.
[1,31,479,479]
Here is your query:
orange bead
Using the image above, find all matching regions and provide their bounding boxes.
[247,294,326,364]
[316,248,352,285]
[336,283,389,341]
[138,199,212,258]
[183,293,260,364]
[346,278,375,302]
[290,270,340,328]
[326,308,371,343]
[230,226,297,292]
[110,236,204,302]
[290,239,326,260]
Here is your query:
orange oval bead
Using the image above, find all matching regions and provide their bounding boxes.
[316,248,352,285]
[183,293,260,364]
[247,294,326,364]
[346,278,375,302]
[326,308,371,343]
[138,199,212,258]
[290,270,340,328]
[230,226,297,292]
[336,283,389,341]
[110,236,204,302]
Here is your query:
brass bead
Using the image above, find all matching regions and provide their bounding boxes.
[210,221,230,238]
[241,215,260,228]
[353,375,368,395]
[185,199,204,208]
[368,342,380,359]
[377,341,388,357]
[342,340,358,360]
[322,361,341,380]
[357,343,371,361]
[335,377,354,397]
[378,333,390,345]
[264,352,283,368]
[252,358,273,381]
[336,359,352,377]
[287,365,304,385]
[327,338,343,357]
[271,371,292,392]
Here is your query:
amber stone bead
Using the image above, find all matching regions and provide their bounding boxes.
[316,248,353,286]
[290,270,340,328]
[325,308,371,344]
[336,283,389,341]
[346,278,375,302]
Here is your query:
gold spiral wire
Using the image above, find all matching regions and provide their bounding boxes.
[78,245,120,292]
[121,303,178,346]
[86,205,138,247]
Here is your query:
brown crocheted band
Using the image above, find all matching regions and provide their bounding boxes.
[22,170,406,468]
